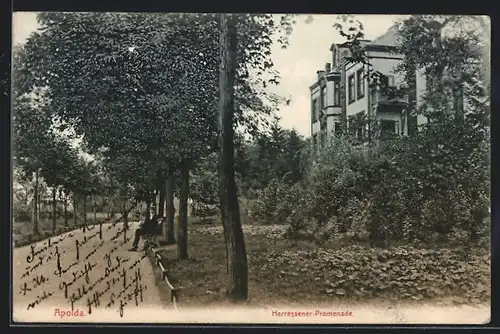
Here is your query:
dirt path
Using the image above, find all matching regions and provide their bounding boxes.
[13,222,172,323]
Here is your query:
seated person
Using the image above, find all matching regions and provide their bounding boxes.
[129,214,159,251]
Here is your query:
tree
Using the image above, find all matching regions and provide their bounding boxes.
[17,13,281,249]
[39,136,76,232]
[12,86,56,235]
[217,13,248,300]
[396,16,489,244]
[267,117,288,180]
[283,129,307,184]
[190,153,219,219]
[18,13,216,249]
[17,13,306,269]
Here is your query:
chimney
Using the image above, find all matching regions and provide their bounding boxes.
[317,70,325,79]
[325,63,331,72]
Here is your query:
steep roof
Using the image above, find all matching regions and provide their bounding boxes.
[370,24,400,46]
[330,25,400,51]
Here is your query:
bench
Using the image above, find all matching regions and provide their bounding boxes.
[142,219,164,251]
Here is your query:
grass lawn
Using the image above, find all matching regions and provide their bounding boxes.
[156,217,490,308]
[12,212,121,247]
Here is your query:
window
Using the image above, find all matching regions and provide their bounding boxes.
[380,74,395,88]
[312,98,318,122]
[348,74,355,104]
[332,49,337,67]
[356,68,364,99]
[333,82,340,106]
[321,86,327,108]
[380,120,397,138]
[387,75,395,87]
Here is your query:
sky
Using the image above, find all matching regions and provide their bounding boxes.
[12,13,405,138]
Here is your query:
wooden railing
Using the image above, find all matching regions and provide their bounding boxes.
[146,246,179,310]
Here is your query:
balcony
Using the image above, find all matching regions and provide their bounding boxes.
[325,106,342,116]
[371,89,408,107]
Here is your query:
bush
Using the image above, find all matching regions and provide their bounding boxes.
[190,152,219,218]
[193,203,218,220]
[252,131,489,250]
[13,210,77,223]
[251,178,297,224]
[338,197,371,241]
[14,210,31,222]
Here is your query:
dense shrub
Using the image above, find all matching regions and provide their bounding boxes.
[14,210,31,222]
[251,179,303,224]
[253,125,490,249]
[189,152,220,220]
[13,209,76,222]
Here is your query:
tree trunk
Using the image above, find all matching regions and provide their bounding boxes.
[192,202,198,217]
[164,167,176,244]
[158,171,166,218]
[37,190,41,223]
[32,170,39,235]
[73,193,77,227]
[64,192,68,227]
[52,186,57,233]
[110,200,115,219]
[83,195,87,226]
[122,200,129,243]
[407,65,418,136]
[93,195,97,224]
[177,161,189,260]
[146,200,151,220]
[106,197,110,218]
[217,13,248,300]
[149,186,157,216]
[107,198,113,219]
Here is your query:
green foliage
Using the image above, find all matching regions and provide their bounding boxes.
[13,91,55,176]
[253,121,489,247]
[172,222,488,305]
[190,152,219,218]
[310,130,486,246]
[15,13,297,207]
[256,245,490,302]
[13,44,112,226]
[251,178,283,224]
[12,81,95,203]
[237,120,307,196]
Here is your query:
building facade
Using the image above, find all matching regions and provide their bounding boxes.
[309,25,428,145]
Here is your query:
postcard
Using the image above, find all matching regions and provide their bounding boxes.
[12,12,491,324]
